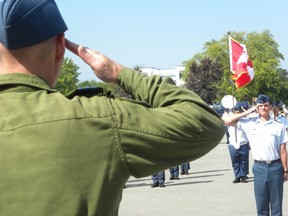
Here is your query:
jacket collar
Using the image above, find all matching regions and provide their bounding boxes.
[0,73,57,93]
[255,116,275,125]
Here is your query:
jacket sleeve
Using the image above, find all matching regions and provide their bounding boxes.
[112,68,225,177]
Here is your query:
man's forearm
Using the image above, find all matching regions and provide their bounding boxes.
[223,111,247,126]
[223,106,258,126]
[280,144,288,171]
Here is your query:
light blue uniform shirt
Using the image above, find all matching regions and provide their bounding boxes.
[238,116,288,161]
[222,112,249,149]
[275,114,288,130]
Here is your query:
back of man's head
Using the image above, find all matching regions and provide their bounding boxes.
[0,0,67,50]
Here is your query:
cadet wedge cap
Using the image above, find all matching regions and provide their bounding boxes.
[0,0,67,50]
[255,94,270,104]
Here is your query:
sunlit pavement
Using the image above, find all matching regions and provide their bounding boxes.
[119,136,288,216]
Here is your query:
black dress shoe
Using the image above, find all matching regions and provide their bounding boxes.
[240,177,248,183]
[233,177,240,183]
[159,183,165,188]
[151,183,159,188]
[169,176,174,180]
[174,176,180,180]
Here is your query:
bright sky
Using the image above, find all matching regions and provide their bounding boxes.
[56,0,288,82]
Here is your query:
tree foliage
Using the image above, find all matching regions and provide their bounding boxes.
[55,56,134,98]
[77,80,131,98]
[77,80,116,93]
[56,58,80,94]
[185,57,222,104]
[76,65,143,98]
[184,30,288,104]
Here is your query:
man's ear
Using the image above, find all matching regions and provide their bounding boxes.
[55,33,65,63]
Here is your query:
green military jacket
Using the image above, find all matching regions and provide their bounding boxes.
[0,69,225,216]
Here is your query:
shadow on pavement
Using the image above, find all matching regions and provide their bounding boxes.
[125,168,232,188]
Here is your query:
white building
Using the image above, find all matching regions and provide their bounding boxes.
[140,66,185,87]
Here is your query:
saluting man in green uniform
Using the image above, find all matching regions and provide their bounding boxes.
[0,0,225,215]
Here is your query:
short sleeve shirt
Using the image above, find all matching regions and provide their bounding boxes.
[222,112,248,149]
[276,115,288,130]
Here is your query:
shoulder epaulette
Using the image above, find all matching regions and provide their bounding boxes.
[65,86,111,99]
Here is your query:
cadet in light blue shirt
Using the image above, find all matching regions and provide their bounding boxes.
[224,94,288,216]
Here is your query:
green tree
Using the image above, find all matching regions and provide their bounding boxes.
[245,30,284,100]
[185,57,222,104]
[56,58,80,94]
[78,80,116,93]
[273,68,288,104]
[77,80,131,98]
[184,30,287,103]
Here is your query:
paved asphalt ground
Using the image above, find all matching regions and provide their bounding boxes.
[119,136,288,216]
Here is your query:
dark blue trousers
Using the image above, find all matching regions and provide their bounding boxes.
[169,166,179,178]
[228,144,249,178]
[181,162,190,173]
[151,171,165,184]
[253,162,284,216]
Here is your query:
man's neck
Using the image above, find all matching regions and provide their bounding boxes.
[260,115,270,122]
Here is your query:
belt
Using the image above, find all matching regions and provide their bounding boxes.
[254,159,281,164]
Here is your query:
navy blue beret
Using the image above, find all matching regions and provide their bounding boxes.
[0,0,68,50]
[256,94,270,104]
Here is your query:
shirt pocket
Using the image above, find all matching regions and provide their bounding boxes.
[264,131,279,144]
[250,128,261,136]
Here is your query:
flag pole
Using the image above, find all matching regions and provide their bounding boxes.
[227,32,236,106]
[227,31,237,143]
[227,32,254,145]
[227,32,237,111]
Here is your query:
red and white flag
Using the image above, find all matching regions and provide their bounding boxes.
[229,36,254,88]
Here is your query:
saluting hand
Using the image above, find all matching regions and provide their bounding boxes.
[65,39,124,84]
[247,104,259,114]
